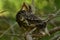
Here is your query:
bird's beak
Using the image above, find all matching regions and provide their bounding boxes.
[22,2,28,11]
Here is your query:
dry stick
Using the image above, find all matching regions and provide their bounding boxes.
[49,27,60,34]
[5,34,20,36]
[10,24,16,40]
[8,21,16,40]
[32,26,60,37]
[29,27,37,34]
[31,0,35,14]
[5,26,60,39]
[4,27,60,38]
[50,34,60,40]
[50,20,57,27]
[25,27,37,40]
[0,23,17,38]
[0,18,17,38]
[45,9,60,22]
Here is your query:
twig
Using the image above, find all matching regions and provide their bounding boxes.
[50,34,60,40]
[31,0,35,14]
[0,17,17,39]
[0,22,17,38]
[29,27,37,34]
[49,27,60,34]
[10,25,16,40]
[2,26,60,39]
[50,20,57,27]
[24,27,37,40]
[3,33,20,36]
[45,9,60,22]
[32,26,60,37]
[9,22,16,40]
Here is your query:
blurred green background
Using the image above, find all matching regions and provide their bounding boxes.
[0,0,60,40]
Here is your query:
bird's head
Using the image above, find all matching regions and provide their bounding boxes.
[21,2,29,11]
[21,2,32,12]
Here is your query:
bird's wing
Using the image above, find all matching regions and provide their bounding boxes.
[23,12,42,22]
[21,12,43,26]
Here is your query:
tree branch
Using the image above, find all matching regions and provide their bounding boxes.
[2,26,60,39]
[32,26,60,37]
[24,27,37,40]
[45,9,60,22]
[49,27,60,34]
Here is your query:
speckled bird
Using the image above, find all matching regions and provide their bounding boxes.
[16,2,50,35]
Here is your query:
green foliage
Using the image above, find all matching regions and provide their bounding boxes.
[55,0,60,9]
[0,0,3,10]
[35,0,48,9]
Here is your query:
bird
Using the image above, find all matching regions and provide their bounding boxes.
[16,2,50,36]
